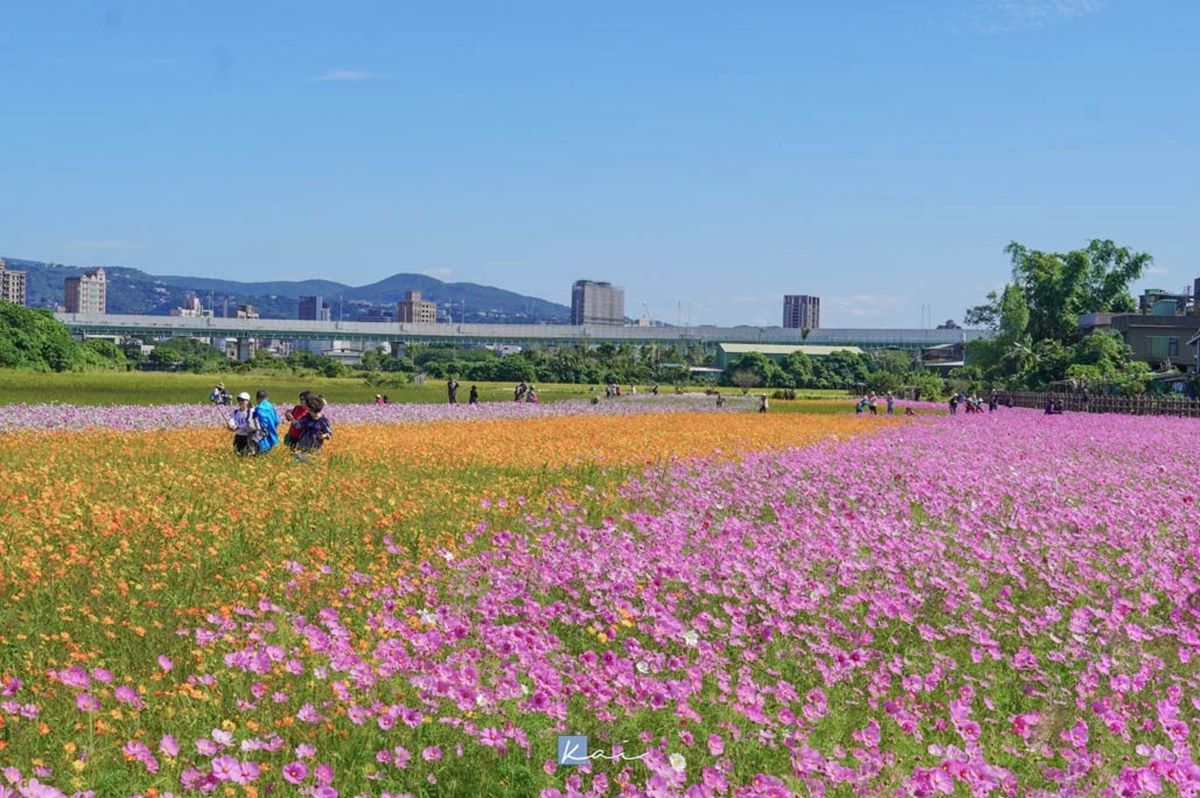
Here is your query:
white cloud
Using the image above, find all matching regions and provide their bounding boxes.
[313,69,385,82]
[974,0,1101,32]
[826,293,907,318]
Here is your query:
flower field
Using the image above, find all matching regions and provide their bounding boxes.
[0,395,756,434]
[1,405,1198,797]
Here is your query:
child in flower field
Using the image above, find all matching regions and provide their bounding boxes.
[294,395,332,452]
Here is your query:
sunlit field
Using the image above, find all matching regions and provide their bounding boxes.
[2,401,1197,797]
[0,371,850,407]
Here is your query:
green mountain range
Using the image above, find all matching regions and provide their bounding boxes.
[4,257,571,324]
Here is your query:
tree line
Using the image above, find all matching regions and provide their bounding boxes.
[958,239,1159,395]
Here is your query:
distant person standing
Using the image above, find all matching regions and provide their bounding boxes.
[468,385,479,404]
[447,378,459,404]
[759,394,769,414]
[886,394,895,416]
[949,394,959,415]
[254,390,279,454]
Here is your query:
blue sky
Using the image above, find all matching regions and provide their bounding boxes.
[2,1,1196,327]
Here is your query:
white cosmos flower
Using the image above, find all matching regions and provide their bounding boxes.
[669,752,686,771]
[682,630,699,647]
[417,609,437,625]
[636,660,650,674]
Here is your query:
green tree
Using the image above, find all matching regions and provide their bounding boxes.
[964,239,1150,390]
[985,240,1149,344]
[722,351,785,389]
[811,350,869,390]
[783,350,814,387]
[148,337,225,372]
[0,304,80,371]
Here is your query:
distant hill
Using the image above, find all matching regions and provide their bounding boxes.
[4,257,571,324]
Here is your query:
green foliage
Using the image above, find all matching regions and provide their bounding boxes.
[0,304,77,371]
[811,350,870,390]
[783,350,814,387]
[147,337,227,372]
[964,240,1153,392]
[908,372,947,401]
[77,339,130,371]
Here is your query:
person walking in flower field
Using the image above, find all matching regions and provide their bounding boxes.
[253,389,279,454]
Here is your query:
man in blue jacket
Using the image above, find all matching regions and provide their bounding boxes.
[254,389,280,454]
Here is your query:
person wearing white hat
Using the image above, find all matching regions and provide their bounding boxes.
[227,392,259,455]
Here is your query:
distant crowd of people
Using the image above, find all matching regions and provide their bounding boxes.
[211,385,332,456]
[948,392,999,415]
[512,381,539,403]
[856,392,905,416]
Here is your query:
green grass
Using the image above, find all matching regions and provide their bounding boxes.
[0,371,598,406]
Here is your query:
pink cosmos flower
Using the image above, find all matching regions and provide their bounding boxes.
[75,694,99,713]
[113,685,142,707]
[1062,720,1089,748]
[210,755,239,782]
[422,746,442,762]
[282,761,308,785]
[1011,712,1040,740]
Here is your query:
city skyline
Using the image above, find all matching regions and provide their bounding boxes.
[1,2,1196,327]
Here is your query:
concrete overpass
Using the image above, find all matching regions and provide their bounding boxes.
[56,313,990,356]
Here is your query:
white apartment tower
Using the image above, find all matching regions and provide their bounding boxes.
[571,280,625,326]
[0,259,28,306]
[64,268,107,314]
[396,291,437,324]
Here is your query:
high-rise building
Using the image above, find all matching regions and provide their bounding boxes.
[170,294,212,318]
[571,280,625,326]
[64,268,107,314]
[0,259,27,306]
[783,294,820,330]
[396,291,437,324]
[235,304,260,319]
[299,295,331,321]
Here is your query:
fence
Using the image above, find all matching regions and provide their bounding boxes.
[999,391,1200,418]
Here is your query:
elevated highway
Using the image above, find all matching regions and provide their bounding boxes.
[55,313,990,352]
